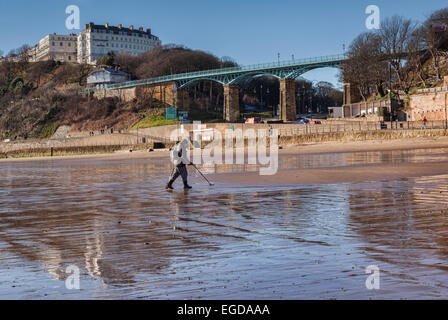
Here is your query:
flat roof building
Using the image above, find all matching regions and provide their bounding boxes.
[22,22,161,65]
[77,22,161,65]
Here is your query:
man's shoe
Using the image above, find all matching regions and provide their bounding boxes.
[166,182,174,190]
[184,184,192,189]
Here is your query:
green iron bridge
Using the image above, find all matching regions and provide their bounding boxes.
[82,53,348,122]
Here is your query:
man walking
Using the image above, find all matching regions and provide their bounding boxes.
[166,137,193,190]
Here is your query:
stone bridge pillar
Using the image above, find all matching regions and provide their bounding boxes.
[343,83,360,105]
[136,82,190,111]
[223,84,240,122]
[176,89,190,111]
[279,78,296,122]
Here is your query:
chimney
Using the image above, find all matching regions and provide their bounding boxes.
[118,24,122,29]
[139,27,143,32]
[129,25,134,30]
[105,23,109,28]
[146,28,151,35]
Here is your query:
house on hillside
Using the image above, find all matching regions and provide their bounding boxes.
[87,66,130,87]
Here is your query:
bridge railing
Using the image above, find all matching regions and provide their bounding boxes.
[79,53,347,93]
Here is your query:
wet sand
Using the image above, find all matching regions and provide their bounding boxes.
[1,137,448,299]
[213,161,448,186]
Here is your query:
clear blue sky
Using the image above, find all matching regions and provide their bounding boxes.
[0,0,446,87]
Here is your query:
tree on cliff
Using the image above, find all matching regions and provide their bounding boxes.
[342,7,448,99]
[378,15,416,94]
[420,8,448,81]
[342,15,419,99]
[340,32,387,101]
[97,51,115,67]
[114,45,238,79]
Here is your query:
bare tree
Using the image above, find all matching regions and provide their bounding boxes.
[341,32,387,101]
[406,27,428,87]
[378,15,416,94]
[421,8,448,81]
[17,44,31,63]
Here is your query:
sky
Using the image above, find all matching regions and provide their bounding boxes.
[0,0,447,88]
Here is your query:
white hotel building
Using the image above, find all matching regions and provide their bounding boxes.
[77,22,161,64]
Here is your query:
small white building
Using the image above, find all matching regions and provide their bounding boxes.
[87,67,130,87]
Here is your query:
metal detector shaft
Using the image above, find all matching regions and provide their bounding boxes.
[192,164,214,186]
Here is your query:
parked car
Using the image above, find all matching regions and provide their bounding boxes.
[307,120,322,125]
[3,138,13,143]
[296,118,309,124]
[296,114,312,120]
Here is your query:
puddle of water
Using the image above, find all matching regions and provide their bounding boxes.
[0,148,447,299]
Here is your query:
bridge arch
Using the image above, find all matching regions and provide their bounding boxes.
[176,77,226,89]
[228,72,282,85]
[284,64,341,79]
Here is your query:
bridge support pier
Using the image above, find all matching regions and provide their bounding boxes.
[176,89,190,111]
[223,84,240,122]
[343,83,360,105]
[279,78,296,122]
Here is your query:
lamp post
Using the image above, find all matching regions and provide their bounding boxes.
[280,89,284,119]
[445,92,448,130]
[389,62,392,95]
[309,95,312,113]
[301,85,305,114]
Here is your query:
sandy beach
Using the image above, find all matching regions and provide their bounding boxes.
[3,136,448,187]
[1,136,448,299]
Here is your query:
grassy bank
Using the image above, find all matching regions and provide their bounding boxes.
[130,115,179,130]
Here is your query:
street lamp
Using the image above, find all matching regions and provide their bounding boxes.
[445,92,448,130]
[301,85,305,114]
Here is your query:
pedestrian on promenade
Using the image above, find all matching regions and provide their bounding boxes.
[166,137,193,190]
[422,116,428,129]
